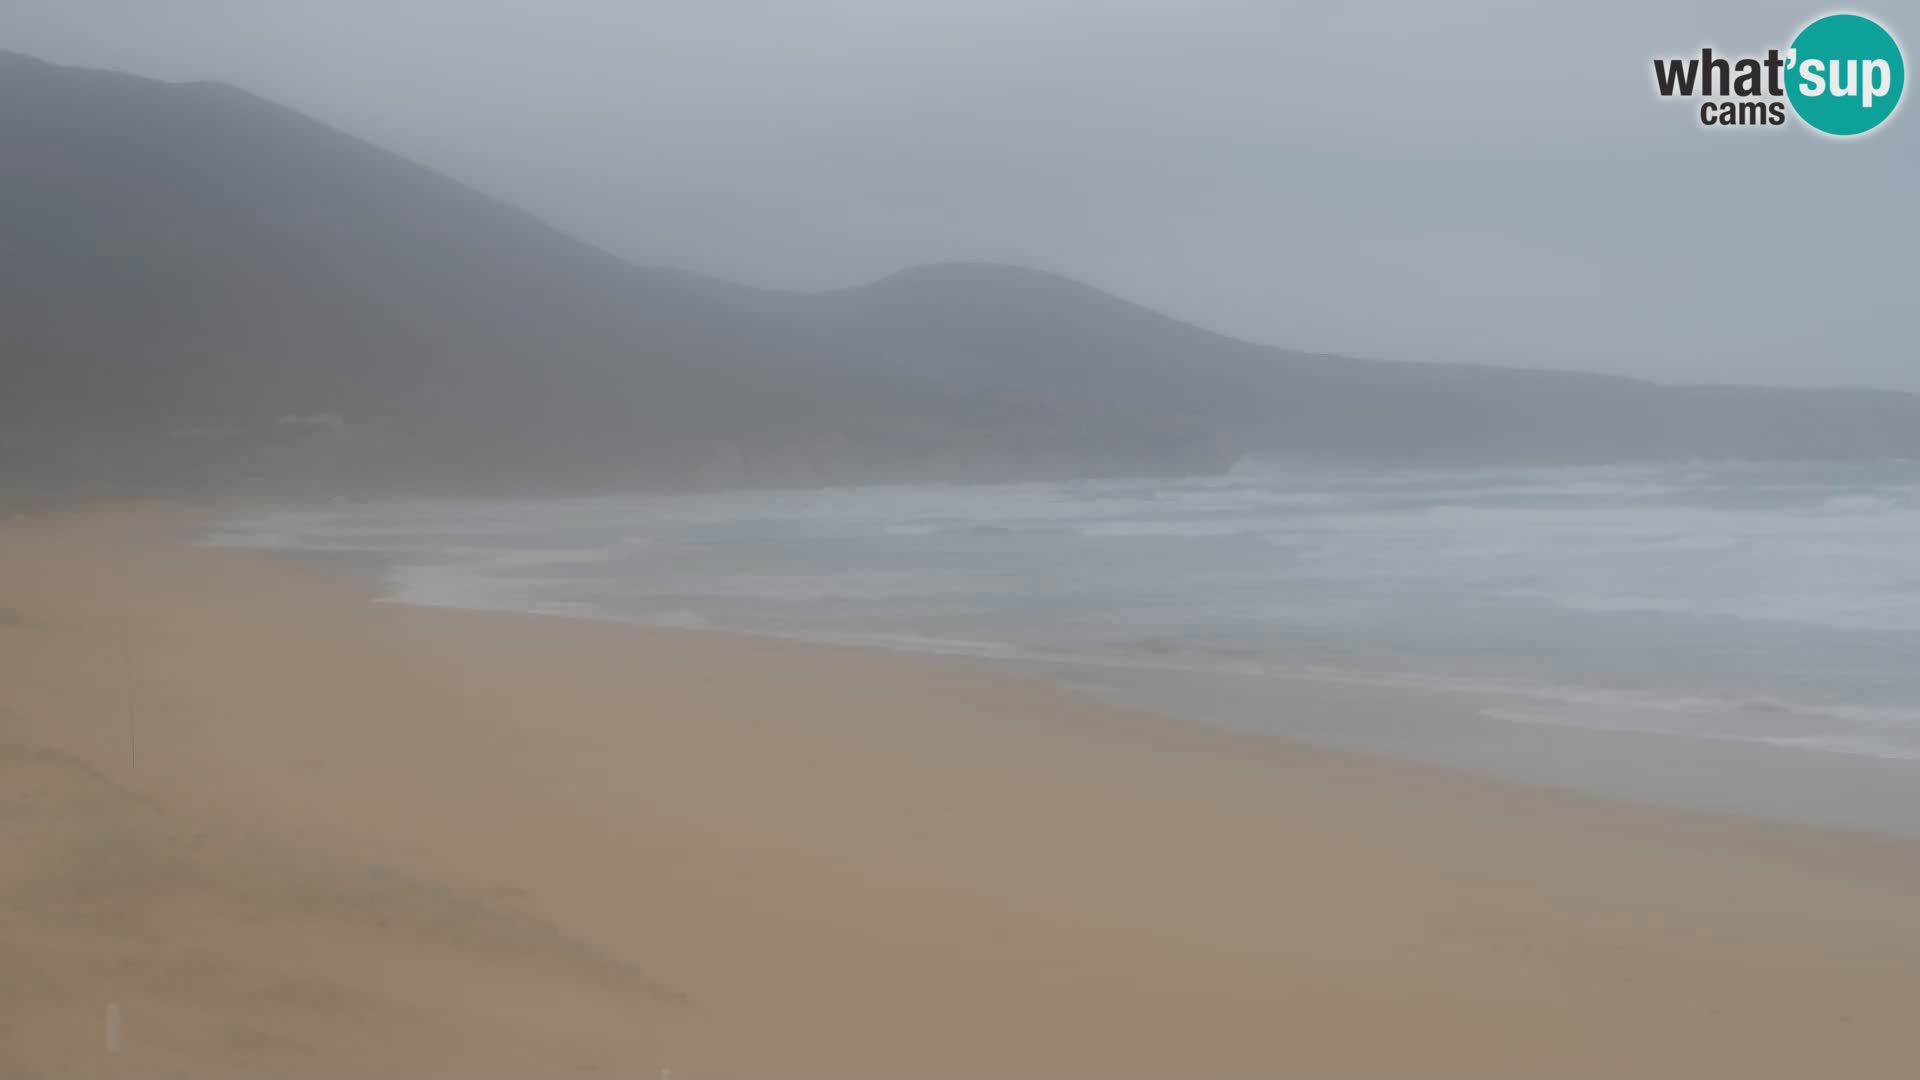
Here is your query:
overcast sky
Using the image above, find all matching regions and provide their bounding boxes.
[2,1,1912,389]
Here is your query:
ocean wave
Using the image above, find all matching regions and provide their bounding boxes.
[1820,493,1908,514]
[206,461,1920,773]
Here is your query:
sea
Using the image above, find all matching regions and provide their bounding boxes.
[209,459,1920,835]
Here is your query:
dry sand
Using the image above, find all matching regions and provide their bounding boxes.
[5,508,1920,1077]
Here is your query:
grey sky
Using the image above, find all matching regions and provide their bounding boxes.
[2,1,1912,389]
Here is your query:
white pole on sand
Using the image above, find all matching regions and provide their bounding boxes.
[120,630,136,772]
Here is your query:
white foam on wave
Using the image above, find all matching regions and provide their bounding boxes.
[466,541,641,572]
[380,561,598,616]
[1476,683,1920,763]
[1821,493,1908,514]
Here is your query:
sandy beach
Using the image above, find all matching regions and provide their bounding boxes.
[5,508,1920,1077]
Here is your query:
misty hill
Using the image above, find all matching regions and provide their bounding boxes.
[0,51,1216,500]
[762,262,1920,464]
[6,49,1919,506]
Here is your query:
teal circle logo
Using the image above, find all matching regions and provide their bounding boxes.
[1786,13,1905,135]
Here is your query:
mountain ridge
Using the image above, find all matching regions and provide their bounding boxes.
[766,259,1920,463]
[5,48,1918,504]
[0,50,1221,501]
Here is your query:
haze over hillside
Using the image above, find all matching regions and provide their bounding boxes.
[761,263,1920,464]
[4,49,1919,502]
[0,50,1217,500]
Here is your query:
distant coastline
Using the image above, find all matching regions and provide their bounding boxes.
[10,48,1920,510]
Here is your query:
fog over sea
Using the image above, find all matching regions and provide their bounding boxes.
[212,460,1920,833]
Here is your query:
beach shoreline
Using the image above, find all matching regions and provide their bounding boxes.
[7,506,1920,1076]
[213,496,1920,841]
